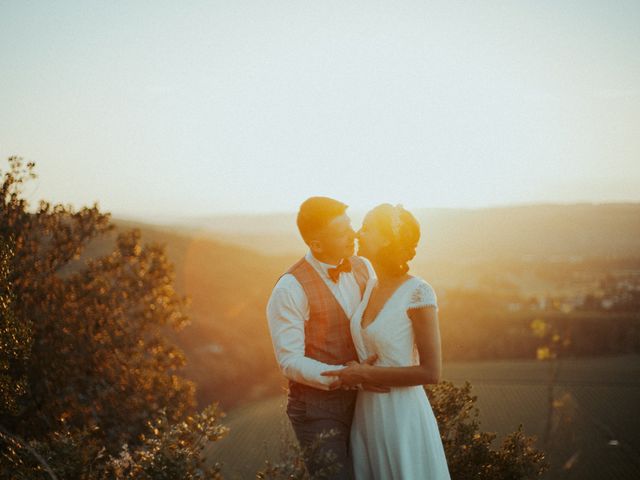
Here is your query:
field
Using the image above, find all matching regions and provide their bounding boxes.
[204,355,640,479]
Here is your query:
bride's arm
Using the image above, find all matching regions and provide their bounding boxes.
[321,306,442,387]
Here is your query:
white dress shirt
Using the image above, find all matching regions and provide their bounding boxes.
[266,251,376,390]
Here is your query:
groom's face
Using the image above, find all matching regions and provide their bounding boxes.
[311,213,356,261]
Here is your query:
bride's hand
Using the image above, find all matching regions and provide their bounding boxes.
[321,354,379,387]
[322,363,368,386]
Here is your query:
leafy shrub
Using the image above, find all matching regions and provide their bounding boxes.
[258,382,548,480]
[427,381,548,479]
[257,430,341,480]
[0,157,227,478]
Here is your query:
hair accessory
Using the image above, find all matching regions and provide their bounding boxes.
[390,205,403,237]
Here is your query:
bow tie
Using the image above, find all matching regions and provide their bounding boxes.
[327,258,352,283]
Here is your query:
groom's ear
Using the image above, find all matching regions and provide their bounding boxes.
[309,239,323,254]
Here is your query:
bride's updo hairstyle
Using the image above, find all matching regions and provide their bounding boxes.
[367,204,420,277]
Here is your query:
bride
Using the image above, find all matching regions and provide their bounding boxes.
[322,203,451,479]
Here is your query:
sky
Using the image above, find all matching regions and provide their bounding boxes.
[1,0,639,219]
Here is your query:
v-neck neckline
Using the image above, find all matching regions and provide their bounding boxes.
[360,276,416,330]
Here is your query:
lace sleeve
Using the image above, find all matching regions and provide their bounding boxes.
[407,280,438,310]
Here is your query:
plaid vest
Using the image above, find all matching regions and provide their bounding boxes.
[287,255,369,366]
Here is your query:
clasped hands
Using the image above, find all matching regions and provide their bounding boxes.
[322,354,390,393]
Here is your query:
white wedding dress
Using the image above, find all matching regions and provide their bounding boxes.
[350,276,451,479]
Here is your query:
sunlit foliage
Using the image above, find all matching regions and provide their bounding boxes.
[257,382,548,480]
[0,157,227,478]
[427,381,548,479]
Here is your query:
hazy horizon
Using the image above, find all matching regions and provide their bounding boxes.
[107,200,638,227]
[2,1,639,218]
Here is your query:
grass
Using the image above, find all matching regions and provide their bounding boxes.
[204,355,640,479]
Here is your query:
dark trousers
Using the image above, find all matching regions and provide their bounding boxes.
[286,381,357,480]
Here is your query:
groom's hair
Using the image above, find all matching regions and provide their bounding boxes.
[297,196,348,245]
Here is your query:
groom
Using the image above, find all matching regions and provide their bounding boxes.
[266,197,381,479]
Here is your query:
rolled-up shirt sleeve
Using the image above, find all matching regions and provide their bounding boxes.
[266,278,341,390]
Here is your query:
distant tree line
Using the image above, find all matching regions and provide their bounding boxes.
[440,289,640,362]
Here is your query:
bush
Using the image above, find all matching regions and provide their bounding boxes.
[257,382,548,480]
[101,404,227,479]
[2,406,227,479]
[0,157,227,478]
[427,381,548,479]
[256,430,341,480]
